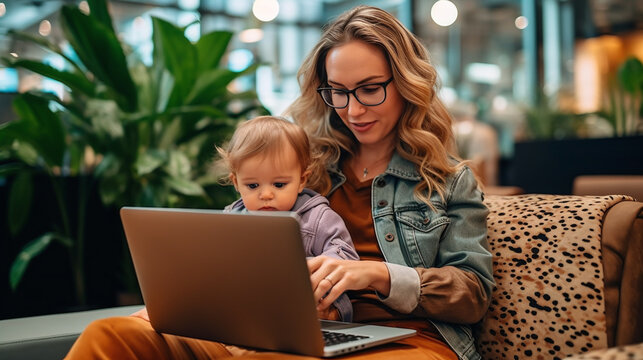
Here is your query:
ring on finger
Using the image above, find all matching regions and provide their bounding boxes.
[324,277,335,286]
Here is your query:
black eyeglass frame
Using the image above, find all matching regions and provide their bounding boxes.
[316,77,394,109]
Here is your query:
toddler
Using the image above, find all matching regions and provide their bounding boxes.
[217,116,358,322]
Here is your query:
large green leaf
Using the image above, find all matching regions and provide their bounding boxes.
[60,5,137,111]
[185,66,256,105]
[195,31,232,74]
[165,150,191,178]
[166,176,205,196]
[158,116,183,149]
[7,93,66,167]
[8,172,33,236]
[26,91,89,127]
[618,57,643,95]
[12,142,39,166]
[7,30,85,75]
[135,149,167,176]
[9,232,72,291]
[3,58,95,96]
[152,17,197,109]
[123,104,227,126]
[87,0,115,34]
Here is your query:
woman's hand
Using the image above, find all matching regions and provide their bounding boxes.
[307,256,391,313]
[130,306,150,321]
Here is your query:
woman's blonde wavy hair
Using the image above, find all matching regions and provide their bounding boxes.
[285,5,462,205]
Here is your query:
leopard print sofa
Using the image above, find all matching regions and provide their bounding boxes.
[563,342,643,359]
[476,194,635,360]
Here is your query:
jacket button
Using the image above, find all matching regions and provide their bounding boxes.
[422,218,430,224]
[378,200,388,207]
[376,179,386,187]
[385,233,395,242]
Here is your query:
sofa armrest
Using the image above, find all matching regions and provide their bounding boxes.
[476,195,641,359]
[0,305,142,360]
[601,201,643,346]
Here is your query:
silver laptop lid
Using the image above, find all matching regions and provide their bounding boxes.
[121,207,326,356]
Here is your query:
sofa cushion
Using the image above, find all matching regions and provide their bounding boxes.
[563,342,643,359]
[476,195,632,360]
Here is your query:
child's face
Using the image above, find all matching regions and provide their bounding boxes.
[230,144,309,211]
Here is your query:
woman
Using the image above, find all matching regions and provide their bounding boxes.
[286,5,493,359]
[65,5,492,360]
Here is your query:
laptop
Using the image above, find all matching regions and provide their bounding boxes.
[120,207,416,357]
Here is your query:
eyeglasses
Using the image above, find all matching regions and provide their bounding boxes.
[316,77,393,109]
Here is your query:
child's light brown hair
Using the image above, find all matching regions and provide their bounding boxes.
[216,116,311,183]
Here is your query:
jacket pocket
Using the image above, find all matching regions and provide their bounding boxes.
[395,205,450,267]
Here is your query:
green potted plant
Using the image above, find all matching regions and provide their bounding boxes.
[606,56,643,136]
[1,0,267,309]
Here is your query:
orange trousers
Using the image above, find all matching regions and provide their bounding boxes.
[64,316,458,360]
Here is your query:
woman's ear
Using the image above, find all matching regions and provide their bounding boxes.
[299,169,312,193]
[229,173,239,192]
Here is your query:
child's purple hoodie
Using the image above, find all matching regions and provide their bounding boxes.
[225,188,358,321]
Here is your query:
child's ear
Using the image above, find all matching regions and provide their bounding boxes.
[298,169,311,193]
[229,173,239,192]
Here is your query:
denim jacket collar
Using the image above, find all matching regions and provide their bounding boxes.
[384,152,421,181]
[328,151,420,189]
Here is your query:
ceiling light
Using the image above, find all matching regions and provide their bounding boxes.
[178,0,200,11]
[39,20,52,36]
[0,3,6,17]
[239,28,263,43]
[252,0,279,22]
[431,0,458,27]
[515,16,528,30]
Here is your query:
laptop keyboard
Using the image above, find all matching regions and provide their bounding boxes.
[322,330,370,346]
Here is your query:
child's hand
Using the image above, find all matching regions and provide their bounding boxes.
[130,306,150,322]
[317,305,340,321]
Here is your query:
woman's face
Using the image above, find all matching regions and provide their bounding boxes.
[324,40,404,150]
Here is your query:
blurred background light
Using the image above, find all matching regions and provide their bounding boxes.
[252,0,279,22]
[228,48,254,72]
[178,0,200,11]
[0,68,18,92]
[177,11,200,41]
[492,95,508,111]
[0,3,6,17]
[466,62,501,84]
[78,1,89,15]
[239,28,263,43]
[431,0,458,27]
[39,20,52,36]
[42,54,66,98]
[515,16,528,30]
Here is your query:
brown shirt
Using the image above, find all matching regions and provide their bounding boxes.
[328,164,490,325]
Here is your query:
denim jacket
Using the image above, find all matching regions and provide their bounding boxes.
[327,152,494,360]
